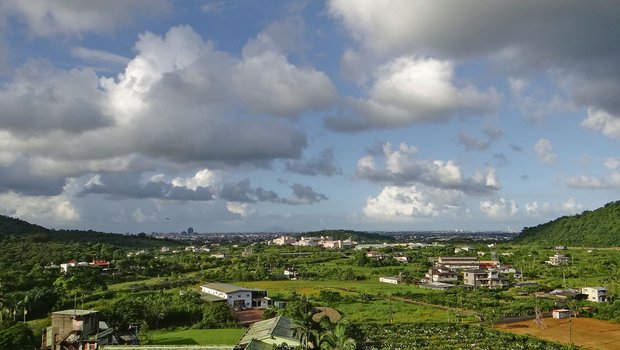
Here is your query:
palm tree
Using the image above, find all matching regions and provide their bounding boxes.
[320,322,356,350]
[292,317,314,349]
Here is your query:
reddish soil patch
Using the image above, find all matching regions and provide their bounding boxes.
[235,309,264,326]
[496,317,620,350]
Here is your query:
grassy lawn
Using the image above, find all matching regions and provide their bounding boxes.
[109,271,203,291]
[335,298,454,323]
[149,328,245,345]
[241,279,434,297]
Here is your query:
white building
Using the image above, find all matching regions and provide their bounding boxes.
[425,267,458,283]
[272,235,297,245]
[552,309,571,319]
[582,287,607,303]
[546,254,569,266]
[59,260,90,273]
[379,276,399,284]
[200,282,270,308]
[437,257,480,270]
[296,236,320,247]
[394,256,409,263]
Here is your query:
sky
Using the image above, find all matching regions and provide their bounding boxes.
[0,0,619,234]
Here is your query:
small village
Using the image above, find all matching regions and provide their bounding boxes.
[32,232,617,350]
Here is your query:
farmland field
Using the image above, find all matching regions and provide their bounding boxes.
[496,317,620,349]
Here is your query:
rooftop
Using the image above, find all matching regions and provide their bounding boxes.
[583,286,607,291]
[52,309,97,316]
[238,316,298,346]
[201,282,263,294]
[438,256,478,260]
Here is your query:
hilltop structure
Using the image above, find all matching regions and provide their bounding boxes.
[41,309,116,350]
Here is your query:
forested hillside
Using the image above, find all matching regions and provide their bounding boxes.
[0,214,173,247]
[515,200,620,247]
[305,229,396,242]
[0,215,176,291]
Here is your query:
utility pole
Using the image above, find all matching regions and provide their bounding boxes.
[569,315,572,345]
[388,294,393,324]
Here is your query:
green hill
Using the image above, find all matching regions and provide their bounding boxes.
[0,214,172,248]
[303,229,396,242]
[515,200,620,247]
[0,214,49,234]
[0,215,176,277]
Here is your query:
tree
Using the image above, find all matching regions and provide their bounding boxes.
[0,322,37,349]
[199,302,234,328]
[320,321,356,350]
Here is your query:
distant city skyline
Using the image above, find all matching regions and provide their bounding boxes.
[0,1,618,233]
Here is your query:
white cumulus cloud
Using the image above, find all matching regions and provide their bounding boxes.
[534,139,557,164]
[363,185,461,220]
[480,198,518,218]
[326,56,499,131]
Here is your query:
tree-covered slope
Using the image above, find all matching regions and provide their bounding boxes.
[0,214,172,248]
[0,215,176,276]
[0,214,49,235]
[515,200,620,247]
[303,229,396,242]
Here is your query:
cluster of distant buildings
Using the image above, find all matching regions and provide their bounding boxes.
[45,259,112,274]
[417,256,518,290]
[270,235,357,249]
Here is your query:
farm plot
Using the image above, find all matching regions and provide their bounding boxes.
[496,317,620,350]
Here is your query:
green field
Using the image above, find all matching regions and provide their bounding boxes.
[239,279,468,323]
[240,279,434,297]
[149,328,245,345]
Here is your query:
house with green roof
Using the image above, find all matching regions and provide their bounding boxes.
[200,282,270,309]
[236,316,301,349]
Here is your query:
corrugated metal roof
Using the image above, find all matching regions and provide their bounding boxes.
[200,283,262,294]
[237,316,298,346]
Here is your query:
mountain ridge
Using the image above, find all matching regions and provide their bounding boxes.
[515,200,620,247]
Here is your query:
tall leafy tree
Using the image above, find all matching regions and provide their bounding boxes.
[320,321,356,350]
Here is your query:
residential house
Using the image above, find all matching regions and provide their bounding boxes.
[41,309,116,350]
[379,276,399,284]
[425,267,458,283]
[366,251,387,260]
[271,235,297,245]
[200,282,270,308]
[89,260,111,269]
[546,254,569,266]
[283,268,299,280]
[60,260,90,274]
[582,287,607,302]
[237,316,301,350]
[463,269,508,288]
[394,256,409,263]
[321,239,356,249]
[436,256,480,270]
[295,236,320,247]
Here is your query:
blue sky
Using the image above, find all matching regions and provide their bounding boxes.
[0,0,618,233]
